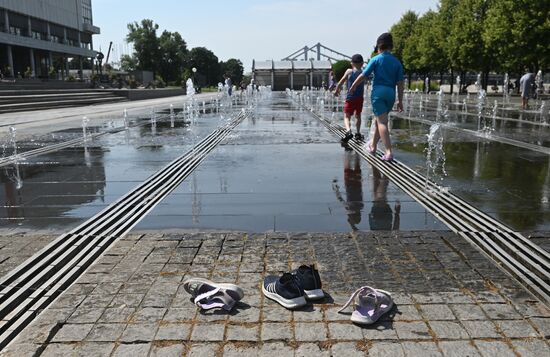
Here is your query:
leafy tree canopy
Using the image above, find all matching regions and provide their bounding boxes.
[483,0,550,72]
[159,30,188,84]
[332,60,350,81]
[221,59,244,84]
[384,0,549,75]
[390,10,418,71]
[187,47,220,87]
[120,54,137,72]
[126,19,161,73]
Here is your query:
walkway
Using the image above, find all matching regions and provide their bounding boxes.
[0,93,548,356]
[1,231,548,356]
[0,93,217,140]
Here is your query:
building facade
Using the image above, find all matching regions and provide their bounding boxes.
[252,60,332,91]
[0,0,100,79]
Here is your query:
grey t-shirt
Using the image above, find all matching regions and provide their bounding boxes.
[520,73,535,97]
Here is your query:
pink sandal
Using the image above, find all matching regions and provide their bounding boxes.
[381,154,394,161]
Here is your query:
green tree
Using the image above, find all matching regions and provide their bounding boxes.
[120,54,138,72]
[220,58,244,84]
[447,0,494,88]
[126,19,161,74]
[484,0,550,73]
[390,10,418,75]
[438,0,460,63]
[187,47,220,86]
[438,0,460,92]
[332,60,350,81]
[159,30,188,84]
[407,11,446,77]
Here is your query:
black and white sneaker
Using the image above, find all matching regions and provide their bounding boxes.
[262,273,307,309]
[341,130,353,143]
[292,265,325,300]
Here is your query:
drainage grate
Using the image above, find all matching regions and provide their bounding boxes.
[0,109,249,349]
[310,109,550,306]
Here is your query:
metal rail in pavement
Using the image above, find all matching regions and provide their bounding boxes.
[0,108,250,350]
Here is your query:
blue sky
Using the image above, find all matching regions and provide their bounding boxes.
[93,0,438,72]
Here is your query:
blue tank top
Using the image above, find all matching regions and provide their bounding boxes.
[347,69,364,100]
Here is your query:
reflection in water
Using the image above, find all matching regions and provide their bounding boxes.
[0,148,107,224]
[443,141,549,230]
[473,141,481,178]
[191,173,201,224]
[333,151,364,230]
[3,163,23,220]
[369,166,400,231]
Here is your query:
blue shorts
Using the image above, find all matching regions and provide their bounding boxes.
[371,85,396,116]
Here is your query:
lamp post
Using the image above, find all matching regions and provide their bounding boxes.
[192,67,197,92]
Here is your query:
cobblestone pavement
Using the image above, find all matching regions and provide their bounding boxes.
[1,231,549,356]
[0,234,58,277]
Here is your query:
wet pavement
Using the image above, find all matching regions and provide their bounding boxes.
[386,116,550,232]
[1,231,548,356]
[0,94,444,232]
[0,93,218,140]
[138,97,443,232]
[2,92,549,232]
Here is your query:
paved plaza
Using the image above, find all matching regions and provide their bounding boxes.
[0,93,549,356]
[1,0,549,355]
[0,231,548,356]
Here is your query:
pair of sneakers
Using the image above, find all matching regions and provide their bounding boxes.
[341,131,365,143]
[262,265,324,309]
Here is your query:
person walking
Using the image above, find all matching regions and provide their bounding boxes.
[225,75,233,96]
[520,69,535,110]
[334,54,367,143]
[328,70,336,91]
[349,33,404,161]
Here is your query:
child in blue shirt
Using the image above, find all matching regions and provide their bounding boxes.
[349,33,404,161]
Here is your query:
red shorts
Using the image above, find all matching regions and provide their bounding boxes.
[344,97,364,115]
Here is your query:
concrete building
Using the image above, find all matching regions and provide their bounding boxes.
[252,60,332,91]
[0,0,100,79]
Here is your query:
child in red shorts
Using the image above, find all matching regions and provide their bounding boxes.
[334,54,366,143]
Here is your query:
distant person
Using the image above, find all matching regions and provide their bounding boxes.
[334,54,367,143]
[328,70,336,91]
[224,75,232,96]
[520,69,535,109]
[250,78,259,92]
[369,166,400,230]
[349,33,404,161]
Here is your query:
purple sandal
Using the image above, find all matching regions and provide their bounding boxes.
[381,154,394,161]
[338,286,394,325]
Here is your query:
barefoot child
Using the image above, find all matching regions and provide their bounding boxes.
[334,54,367,143]
[349,33,404,161]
